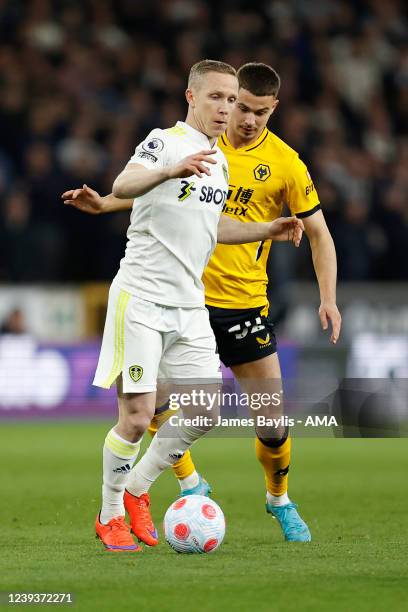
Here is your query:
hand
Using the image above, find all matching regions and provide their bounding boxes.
[268,216,304,247]
[167,150,217,179]
[61,184,104,214]
[319,302,342,344]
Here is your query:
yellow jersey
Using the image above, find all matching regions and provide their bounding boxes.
[203,128,320,309]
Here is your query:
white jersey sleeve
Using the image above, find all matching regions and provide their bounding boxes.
[128,128,169,169]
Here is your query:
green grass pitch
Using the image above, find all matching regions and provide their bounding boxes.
[1,422,407,612]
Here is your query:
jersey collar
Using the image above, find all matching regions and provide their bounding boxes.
[220,127,268,152]
[176,121,217,148]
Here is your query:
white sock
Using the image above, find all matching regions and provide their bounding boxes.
[266,491,290,507]
[179,470,200,491]
[100,428,141,524]
[127,421,209,497]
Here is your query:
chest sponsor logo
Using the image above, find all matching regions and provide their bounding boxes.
[178,180,196,201]
[227,185,254,204]
[253,163,271,182]
[142,137,164,153]
[222,204,248,216]
[177,181,227,206]
[199,186,228,205]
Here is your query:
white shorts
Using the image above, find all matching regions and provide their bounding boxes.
[93,283,221,393]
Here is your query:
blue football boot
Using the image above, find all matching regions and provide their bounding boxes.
[181,473,212,497]
[266,501,311,542]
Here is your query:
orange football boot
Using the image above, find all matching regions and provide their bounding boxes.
[124,490,159,546]
[95,514,141,552]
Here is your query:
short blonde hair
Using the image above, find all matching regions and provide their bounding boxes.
[188,59,236,89]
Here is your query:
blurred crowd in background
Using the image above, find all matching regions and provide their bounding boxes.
[0,0,407,283]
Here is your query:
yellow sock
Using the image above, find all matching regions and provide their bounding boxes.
[255,436,291,496]
[148,410,196,480]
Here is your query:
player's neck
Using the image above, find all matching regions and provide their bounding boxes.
[184,114,217,147]
[226,128,260,149]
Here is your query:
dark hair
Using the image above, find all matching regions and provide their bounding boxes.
[237,62,280,96]
[188,59,237,88]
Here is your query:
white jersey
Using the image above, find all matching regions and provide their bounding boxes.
[113,121,229,307]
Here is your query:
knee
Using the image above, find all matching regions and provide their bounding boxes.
[191,408,218,434]
[121,411,152,440]
[255,425,290,448]
[197,402,220,422]
[200,407,219,433]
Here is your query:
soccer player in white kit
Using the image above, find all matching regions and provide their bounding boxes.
[91,60,304,552]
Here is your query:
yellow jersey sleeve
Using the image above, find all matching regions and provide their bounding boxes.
[284,155,320,217]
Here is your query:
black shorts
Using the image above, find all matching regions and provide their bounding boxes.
[206,305,277,367]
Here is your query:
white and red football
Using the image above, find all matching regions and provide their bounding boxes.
[163,494,226,554]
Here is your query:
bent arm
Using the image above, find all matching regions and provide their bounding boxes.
[112,163,170,199]
[112,148,217,199]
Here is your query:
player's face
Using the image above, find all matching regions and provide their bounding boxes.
[230,88,279,143]
[187,72,238,138]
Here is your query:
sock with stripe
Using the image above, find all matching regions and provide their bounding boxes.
[127,419,209,497]
[100,428,141,524]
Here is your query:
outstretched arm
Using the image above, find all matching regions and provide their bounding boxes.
[62,148,218,212]
[303,210,341,344]
[217,214,304,246]
[61,185,133,214]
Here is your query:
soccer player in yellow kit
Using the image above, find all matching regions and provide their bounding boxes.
[63,62,341,543]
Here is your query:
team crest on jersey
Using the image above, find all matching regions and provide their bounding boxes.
[142,138,164,153]
[222,164,228,183]
[129,365,143,383]
[253,163,271,182]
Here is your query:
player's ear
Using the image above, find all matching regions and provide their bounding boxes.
[271,98,279,114]
[186,88,195,107]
